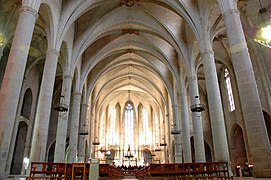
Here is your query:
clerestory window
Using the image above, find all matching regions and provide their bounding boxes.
[225,68,235,111]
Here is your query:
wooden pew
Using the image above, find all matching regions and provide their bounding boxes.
[27,162,66,179]
[140,162,232,180]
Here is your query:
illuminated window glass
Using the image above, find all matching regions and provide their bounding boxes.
[225,68,235,111]
[125,103,134,150]
[109,108,116,144]
[155,113,159,144]
[143,107,151,145]
[143,108,148,144]
[99,113,105,147]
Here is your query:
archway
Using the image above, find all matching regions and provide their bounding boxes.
[21,88,32,119]
[0,46,10,87]
[231,125,247,173]
[191,137,213,162]
[143,149,152,165]
[48,138,69,162]
[47,141,55,163]
[190,137,195,162]
[204,141,212,162]
[263,111,271,144]
[10,122,28,174]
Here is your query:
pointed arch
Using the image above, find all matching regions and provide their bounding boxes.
[10,122,28,175]
[230,124,247,173]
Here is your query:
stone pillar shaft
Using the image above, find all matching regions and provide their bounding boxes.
[189,76,206,162]
[0,46,3,59]
[68,92,81,162]
[172,105,182,163]
[0,6,38,175]
[54,75,73,162]
[30,48,59,162]
[218,1,271,176]
[180,77,192,162]
[201,51,230,162]
[78,103,88,161]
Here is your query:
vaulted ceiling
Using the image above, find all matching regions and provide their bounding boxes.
[1,0,270,118]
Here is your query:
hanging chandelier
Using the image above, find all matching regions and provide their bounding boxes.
[253,0,271,48]
[54,95,68,112]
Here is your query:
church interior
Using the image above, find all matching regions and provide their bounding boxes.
[0,0,271,179]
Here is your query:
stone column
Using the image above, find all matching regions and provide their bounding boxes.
[201,51,230,162]
[93,112,98,159]
[180,76,192,162]
[29,48,60,162]
[172,81,182,163]
[189,75,206,162]
[54,75,73,162]
[0,5,38,176]
[78,103,88,161]
[166,111,172,163]
[172,104,182,163]
[6,79,26,174]
[68,92,81,162]
[217,0,271,176]
[0,46,3,60]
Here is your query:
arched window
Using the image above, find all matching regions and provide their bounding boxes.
[109,107,116,145]
[143,107,151,145]
[21,88,32,119]
[100,113,105,146]
[225,68,235,111]
[155,112,159,144]
[125,103,134,150]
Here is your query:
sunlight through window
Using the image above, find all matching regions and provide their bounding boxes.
[225,68,235,111]
[125,103,134,151]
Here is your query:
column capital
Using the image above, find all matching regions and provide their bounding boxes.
[21,6,38,19]
[63,75,73,80]
[189,75,198,81]
[201,50,214,56]
[73,92,82,96]
[222,8,239,17]
[82,103,89,107]
[171,104,180,107]
[174,143,182,146]
[48,48,60,56]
